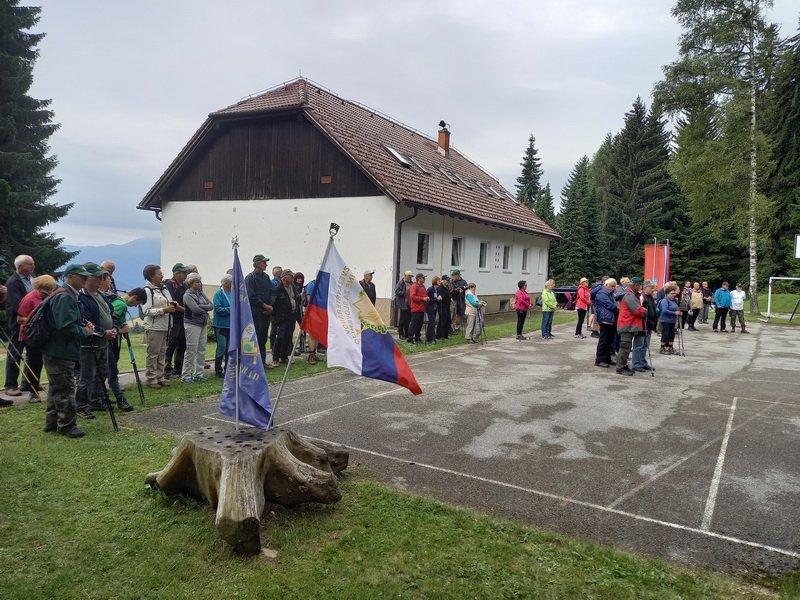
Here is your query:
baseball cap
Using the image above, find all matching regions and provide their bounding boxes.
[630,276,643,285]
[83,262,107,277]
[363,269,375,276]
[253,254,269,264]
[451,269,461,276]
[172,262,191,273]
[63,264,92,277]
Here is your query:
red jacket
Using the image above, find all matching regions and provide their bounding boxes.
[617,289,646,332]
[407,282,428,313]
[576,284,591,310]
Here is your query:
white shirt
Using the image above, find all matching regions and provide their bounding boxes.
[730,289,746,311]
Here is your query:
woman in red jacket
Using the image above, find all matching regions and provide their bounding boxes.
[575,277,591,338]
[514,280,532,340]
[406,273,429,344]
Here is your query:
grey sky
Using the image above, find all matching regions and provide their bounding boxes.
[34,0,798,246]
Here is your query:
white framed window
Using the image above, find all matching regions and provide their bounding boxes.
[522,248,529,273]
[478,241,490,270]
[451,237,464,267]
[502,245,512,271]
[416,232,431,267]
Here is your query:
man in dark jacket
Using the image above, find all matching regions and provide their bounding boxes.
[42,264,95,438]
[75,263,132,418]
[270,270,301,365]
[593,278,618,368]
[3,254,35,398]
[700,281,712,324]
[245,254,273,365]
[450,270,468,332]
[360,270,377,306]
[588,276,606,338]
[164,263,190,377]
[394,270,413,339]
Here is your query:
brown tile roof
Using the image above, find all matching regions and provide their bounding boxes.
[140,78,560,239]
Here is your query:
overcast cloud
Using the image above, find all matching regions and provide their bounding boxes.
[33,0,798,246]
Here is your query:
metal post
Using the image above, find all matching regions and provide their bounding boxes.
[267,324,304,430]
[766,277,773,319]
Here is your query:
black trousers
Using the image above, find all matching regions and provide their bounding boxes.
[408,312,424,342]
[595,323,615,364]
[398,309,411,338]
[713,307,729,331]
[437,301,451,338]
[425,312,437,342]
[680,311,689,329]
[660,321,676,345]
[166,322,186,370]
[21,345,43,390]
[688,309,700,328]
[252,312,269,363]
[273,320,295,362]
[516,310,527,336]
[575,308,587,335]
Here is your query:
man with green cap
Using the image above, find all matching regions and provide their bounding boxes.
[42,264,96,438]
[245,254,273,365]
[164,263,190,378]
[615,276,646,376]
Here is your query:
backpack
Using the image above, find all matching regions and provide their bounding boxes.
[24,289,67,349]
[535,296,543,308]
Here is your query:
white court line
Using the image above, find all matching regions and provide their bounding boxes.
[701,396,738,530]
[301,435,800,560]
[607,399,776,509]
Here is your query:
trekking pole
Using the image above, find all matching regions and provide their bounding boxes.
[267,331,303,430]
[96,374,119,432]
[479,307,488,345]
[123,333,146,407]
[646,335,656,377]
[0,330,41,400]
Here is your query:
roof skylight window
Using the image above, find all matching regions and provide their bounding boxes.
[475,181,493,195]
[385,146,412,168]
[409,156,432,174]
[438,167,459,184]
[454,173,473,188]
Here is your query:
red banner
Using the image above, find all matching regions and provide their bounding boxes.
[644,244,670,288]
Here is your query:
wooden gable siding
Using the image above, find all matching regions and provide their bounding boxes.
[164,114,381,201]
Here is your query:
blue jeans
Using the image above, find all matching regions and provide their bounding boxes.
[541,310,554,338]
[632,332,650,368]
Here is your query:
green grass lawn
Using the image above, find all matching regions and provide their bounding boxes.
[757,292,800,315]
[0,402,782,599]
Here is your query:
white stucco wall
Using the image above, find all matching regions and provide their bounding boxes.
[396,206,551,296]
[160,196,397,298]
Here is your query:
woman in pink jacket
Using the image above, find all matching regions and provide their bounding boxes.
[575,277,591,338]
[514,280,532,340]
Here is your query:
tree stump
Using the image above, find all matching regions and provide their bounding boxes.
[145,426,349,554]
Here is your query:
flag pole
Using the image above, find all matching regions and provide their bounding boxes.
[232,236,240,431]
[267,222,340,429]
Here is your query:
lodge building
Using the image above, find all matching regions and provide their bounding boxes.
[138,78,560,321]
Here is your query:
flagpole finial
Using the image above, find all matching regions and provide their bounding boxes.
[329,223,340,238]
[232,235,239,249]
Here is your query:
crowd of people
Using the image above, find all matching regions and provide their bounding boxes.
[1,249,753,437]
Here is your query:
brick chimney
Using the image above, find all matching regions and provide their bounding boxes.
[437,121,450,157]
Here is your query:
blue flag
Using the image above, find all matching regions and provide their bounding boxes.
[220,246,272,428]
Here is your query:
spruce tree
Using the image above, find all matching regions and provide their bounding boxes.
[589,133,616,275]
[532,183,556,227]
[0,1,74,274]
[765,31,800,276]
[553,157,594,284]
[515,134,544,208]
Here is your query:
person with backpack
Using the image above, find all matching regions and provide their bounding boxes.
[14,274,59,401]
[615,277,646,376]
[39,264,96,438]
[141,264,176,388]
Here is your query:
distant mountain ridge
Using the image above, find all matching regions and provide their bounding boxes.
[63,237,160,292]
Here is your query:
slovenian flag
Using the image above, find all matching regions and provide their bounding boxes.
[302,239,422,395]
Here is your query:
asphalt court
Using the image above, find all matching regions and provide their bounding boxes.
[133,320,800,575]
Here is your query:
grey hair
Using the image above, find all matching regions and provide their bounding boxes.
[643,279,658,288]
[14,254,33,268]
[221,274,232,286]
[605,277,618,287]
[186,272,202,286]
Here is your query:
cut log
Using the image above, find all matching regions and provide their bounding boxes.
[146,426,349,554]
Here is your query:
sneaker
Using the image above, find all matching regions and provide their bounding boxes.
[741,329,749,334]
[516,335,525,340]
[59,425,86,439]
[633,367,648,373]
[659,347,667,354]
[0,398,14,407]
[575,334,586,339]
[158,381,170,387]
[181,376,195,383]
[616,367,635,376]
[77,408,95,420]
[117,398,134,412]
[590,331,600,338]
[4,387,21,397]
[193,374,207,382]
[594,362,610,368]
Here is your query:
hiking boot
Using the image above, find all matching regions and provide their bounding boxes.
[659,347,667,354]
[616,367,634,376]
[0,398,14,407]
[594,362,610,368]
[28,393,41,404]
[89,401,107,412]
[307,352,319,365]
[741,329,749,333]
[77,408,95,420]
[516,335,526,340]
[590,331,600,338]
[43,422,57,433]
[633,367,648,372]
[59,426,85,439]
[214,357,224,378]
[117,398,134,412]
[158,380,170,387]
[4,387,21,397]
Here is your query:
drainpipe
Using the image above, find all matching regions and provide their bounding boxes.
[392,206,419,326]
